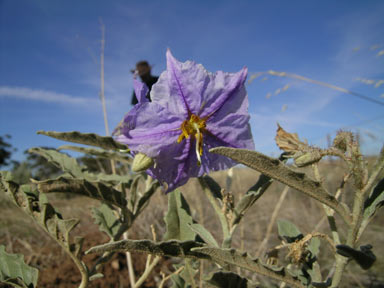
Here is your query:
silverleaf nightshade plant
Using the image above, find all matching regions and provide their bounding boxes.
[115,50,254,192]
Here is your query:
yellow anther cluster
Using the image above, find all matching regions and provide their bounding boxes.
[177,114,207,163]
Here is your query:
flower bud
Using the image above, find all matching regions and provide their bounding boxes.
[132,153,154,172]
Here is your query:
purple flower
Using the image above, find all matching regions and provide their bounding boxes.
[116,50,254,192]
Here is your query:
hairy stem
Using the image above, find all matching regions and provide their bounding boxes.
[312,164,341,245]
[256,185,289,257]
[198,177,230,247]
[332,182,366,286]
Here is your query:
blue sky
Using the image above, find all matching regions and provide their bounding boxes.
[1,0,383,163]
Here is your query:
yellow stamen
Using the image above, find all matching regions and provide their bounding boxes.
[177,114,207,165]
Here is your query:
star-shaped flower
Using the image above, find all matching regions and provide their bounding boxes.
[116,50,254,192]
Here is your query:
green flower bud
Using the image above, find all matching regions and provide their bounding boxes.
[132,153,154,172]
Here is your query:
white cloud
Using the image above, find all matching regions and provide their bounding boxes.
[0,86,99,106]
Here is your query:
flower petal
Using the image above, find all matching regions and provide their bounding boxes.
[204,78,254,151]
[207,114,254,150]
[199,67,248,119]
[116,102,183,157]
[133,78,149,103]
[147,138,203,192]
[116,49,255,194]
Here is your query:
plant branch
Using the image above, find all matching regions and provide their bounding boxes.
[198,177,230,247]
[256,185,289,257]
[210,147,352,225]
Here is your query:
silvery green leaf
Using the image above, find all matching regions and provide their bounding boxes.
[306,262,322,285]
[180,259,198,287]
[134,179,160,216]
[92,204,122,239]
[201,175,222,200]
[192,247,302,288]
[308,238,321,257]
[363,178,384,222]
[28,147,84,177]
[128,175,140,211]
[1,172,79,250]
[0,172,87,285]
[58,145,132,163]
[36,176,127,208]
[86,239,207,259]
[188,223,219,247]
[171,274,186,288]
[232,174,272,226]
[0,245,39,288]
[29,147,132,185]
[277,219,303,243]
[210,147,351,225]
[164,190,197,241]
[205,270,257,288]
[37,130,128,150]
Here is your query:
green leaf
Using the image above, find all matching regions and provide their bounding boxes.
[277,219,303,243]
[171,273,186,288]
[86,239,207,259]
[0,245,39,288]
[164,190,197,241]
[28,147,84,177]
[134,179,160,216]
[210,147,351,225]
[363,178,384,222]
[308,237,321,257]
[36,176,127,208]
[29,147,132,185]
[201,175,222,200]
[86,239,304,288]
[0,172,87,285]
[92,204,123,239]
[37,130,128,150]
[180,259,198,287]
[205,271,257,288]
[58,145,132,163]
[188,223,218,247]
[232,174,273,227]
[1,171,79,250]
[192,247,303,288]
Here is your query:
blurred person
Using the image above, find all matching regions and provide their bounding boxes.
[131,60,159,105]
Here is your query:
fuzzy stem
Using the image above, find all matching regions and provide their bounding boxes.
[312,164,341,245]
[198,177,230,247]
[331,183,366,287]
[124,231,136,287]
[362,145,384,196]
[256,185,289,257]
[134,256,161,288]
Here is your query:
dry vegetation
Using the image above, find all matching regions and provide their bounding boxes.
[1,160,383,287]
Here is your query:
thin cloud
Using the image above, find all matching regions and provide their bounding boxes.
[0,86,98,106]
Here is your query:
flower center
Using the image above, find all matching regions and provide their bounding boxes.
[177,114,207,165]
